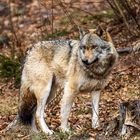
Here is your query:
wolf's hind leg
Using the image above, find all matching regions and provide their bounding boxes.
[35,77,53,135]
[31,113,38,133]
[60,82,75,132]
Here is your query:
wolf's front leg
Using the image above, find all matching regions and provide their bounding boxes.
[60,82,76,132]
[91,90,101,129]
[35,78,53,135]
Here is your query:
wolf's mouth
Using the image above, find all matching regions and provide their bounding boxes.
[82,57,99,65]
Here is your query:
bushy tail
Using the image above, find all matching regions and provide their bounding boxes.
[18,89,37,125]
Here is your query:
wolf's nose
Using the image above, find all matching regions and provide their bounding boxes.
[82,60,89,65]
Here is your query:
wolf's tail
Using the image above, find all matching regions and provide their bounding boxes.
[18,88,37,124]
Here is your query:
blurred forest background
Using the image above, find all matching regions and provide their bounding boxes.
[0,0,140,140]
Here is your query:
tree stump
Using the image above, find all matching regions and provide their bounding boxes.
[120,100,140,138]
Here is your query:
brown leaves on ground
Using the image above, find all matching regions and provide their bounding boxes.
[0,0,140,140]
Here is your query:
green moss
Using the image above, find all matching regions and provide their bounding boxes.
[0,54,21,88]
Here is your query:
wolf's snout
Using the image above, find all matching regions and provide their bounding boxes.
[82,59,89,65]
[82,57,99,65]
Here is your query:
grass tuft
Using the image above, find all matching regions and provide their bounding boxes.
[44,29,70,40]
[0,54,22,88]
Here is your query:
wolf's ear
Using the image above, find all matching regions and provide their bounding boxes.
[78,26,86,40]
[96,26,113,43]
[104,29,113,43]
[95,25,104,37]
[105,30,113,43]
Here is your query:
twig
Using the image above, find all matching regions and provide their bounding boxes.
[7,0,19,46]
[57,0,78,31]
[125,121,140,130]
[52,0,54,39]
[69,6,95,17]
[114,0,132,35]
[106,0,122,20]
[120,0,140,32]
[37,0,50,36]
[112,66,134,75]
[3,115,19,133]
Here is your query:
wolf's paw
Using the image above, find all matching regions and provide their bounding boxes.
[43,129,54,135]
[92,122,100,129]
[60,126,70,133]
[47,129,54,135]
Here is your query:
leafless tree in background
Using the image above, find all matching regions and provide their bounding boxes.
[107,0,140,36]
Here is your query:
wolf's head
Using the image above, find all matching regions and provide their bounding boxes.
[78,26,118,76]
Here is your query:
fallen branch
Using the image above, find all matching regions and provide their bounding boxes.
[116,41,140,55]
[1,115,19,134]
[116,47,133,55]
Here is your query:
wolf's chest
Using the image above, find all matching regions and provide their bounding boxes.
[78,79,104,93]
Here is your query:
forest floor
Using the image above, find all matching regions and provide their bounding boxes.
[0,0,140,140]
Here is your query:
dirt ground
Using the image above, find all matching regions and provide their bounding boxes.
[0,0,140,140]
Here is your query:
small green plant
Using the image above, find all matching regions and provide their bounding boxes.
[32,136,43,140]
[81,10,114,24]
[12,8,27,16]
[44,29,70,40]
[92,10,114,20]
[0,54,22,88]
[54,131,74,140]
[60,17,69,25]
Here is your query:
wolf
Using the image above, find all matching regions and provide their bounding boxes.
[18,27,118,134]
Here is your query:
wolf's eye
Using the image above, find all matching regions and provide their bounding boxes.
[100,46,106,49]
